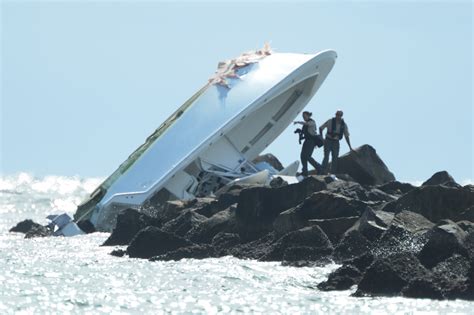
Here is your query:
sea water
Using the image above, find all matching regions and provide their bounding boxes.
[1,173,472,314]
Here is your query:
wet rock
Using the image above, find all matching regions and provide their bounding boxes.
[252,153,284,171]
[186,207,237,244]
[25,225,52,238]
[211,232,241,256]
[102,208,161,246]
[333,230,371,262]
[309,217,360,244]
[127,226,192,259]
[150,244,215,261]
[317,265,362,291]
[382,185,474,223]
[431,254,471,299]
[236,176,327,241]
[377,181,415,195]
[281,246,333,267]
[342,252,375,273]
[261,226,333,262]
[371,211,434,258]
[230,232,277,260]
[456,221,474,234]
[76,220,96,234]
[161,210,207,237]
[345,209,394,242]
[140,200,186,224]
[10,219,45,234]
[418,220,468,268]
[402,279,444,300]
[355,252,430,297]
[422,171,458,187]
[333,144,396,186]
[110,249,126,257]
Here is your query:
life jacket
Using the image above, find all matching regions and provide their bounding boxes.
[328,118,345,140]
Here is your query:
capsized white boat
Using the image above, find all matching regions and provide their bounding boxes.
[73,45,337,232]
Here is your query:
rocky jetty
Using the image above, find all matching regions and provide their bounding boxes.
[11,144,474,301]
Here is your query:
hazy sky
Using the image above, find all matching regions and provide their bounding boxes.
[1,1,472,184]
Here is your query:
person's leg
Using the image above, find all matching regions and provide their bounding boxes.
[307,141,322,174]
[330,140,340,174]
[321,140,330,174]
[300,140,310,176]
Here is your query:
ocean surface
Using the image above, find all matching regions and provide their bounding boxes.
[1,173,472,314]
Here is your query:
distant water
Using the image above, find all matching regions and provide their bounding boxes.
[1,173,472,314]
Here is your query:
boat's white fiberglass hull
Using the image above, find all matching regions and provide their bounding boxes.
[74,49,337,232]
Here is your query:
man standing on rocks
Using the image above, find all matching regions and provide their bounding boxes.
[293,111,323,177]
[319,110,354,174]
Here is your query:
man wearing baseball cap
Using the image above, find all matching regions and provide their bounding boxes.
[319,110,354,174]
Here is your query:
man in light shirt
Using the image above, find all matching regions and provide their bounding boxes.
[319,110,354,174]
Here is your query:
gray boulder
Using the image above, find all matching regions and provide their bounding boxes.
[382,185,474,222]
[186,207,237,244]
[422,171,459,187]
[161,210,207,237]
[332,144,395,186]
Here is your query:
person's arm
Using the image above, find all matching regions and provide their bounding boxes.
[319,120,329,136]
[344,124,354,151]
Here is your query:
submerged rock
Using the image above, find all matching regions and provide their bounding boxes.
[10,219,52,238]
[318,265,362,291]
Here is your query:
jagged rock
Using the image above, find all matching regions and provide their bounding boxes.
[317,265,362,291]
[377,181,415,195]
[327,180,396,205]
[102,208,161,246]
[150,244,215,261]
[127,227,192,259]
[252,153,283,171]
[371,211,434,258]
[211,232,241,256]
[309,217,360,244]
[236,176,327,240]
[296,191,371,220]
[418,220,468,268]
[186,207,237,244]
[333,230,371,262]
[422,171,458,187]
[281,246,333,267]
[161,210,207,237]
[332,144,395,186]
[431,254,471,299]
[273,207,308,236]
[345,209,394,242]
[140,200,186,224]
[382,185,474,222]
[110,249,126,257]
[10,219,45,234]
[261,226,333,262]
[354,253,430,297]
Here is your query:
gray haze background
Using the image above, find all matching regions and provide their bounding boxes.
[1,1,473,184]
